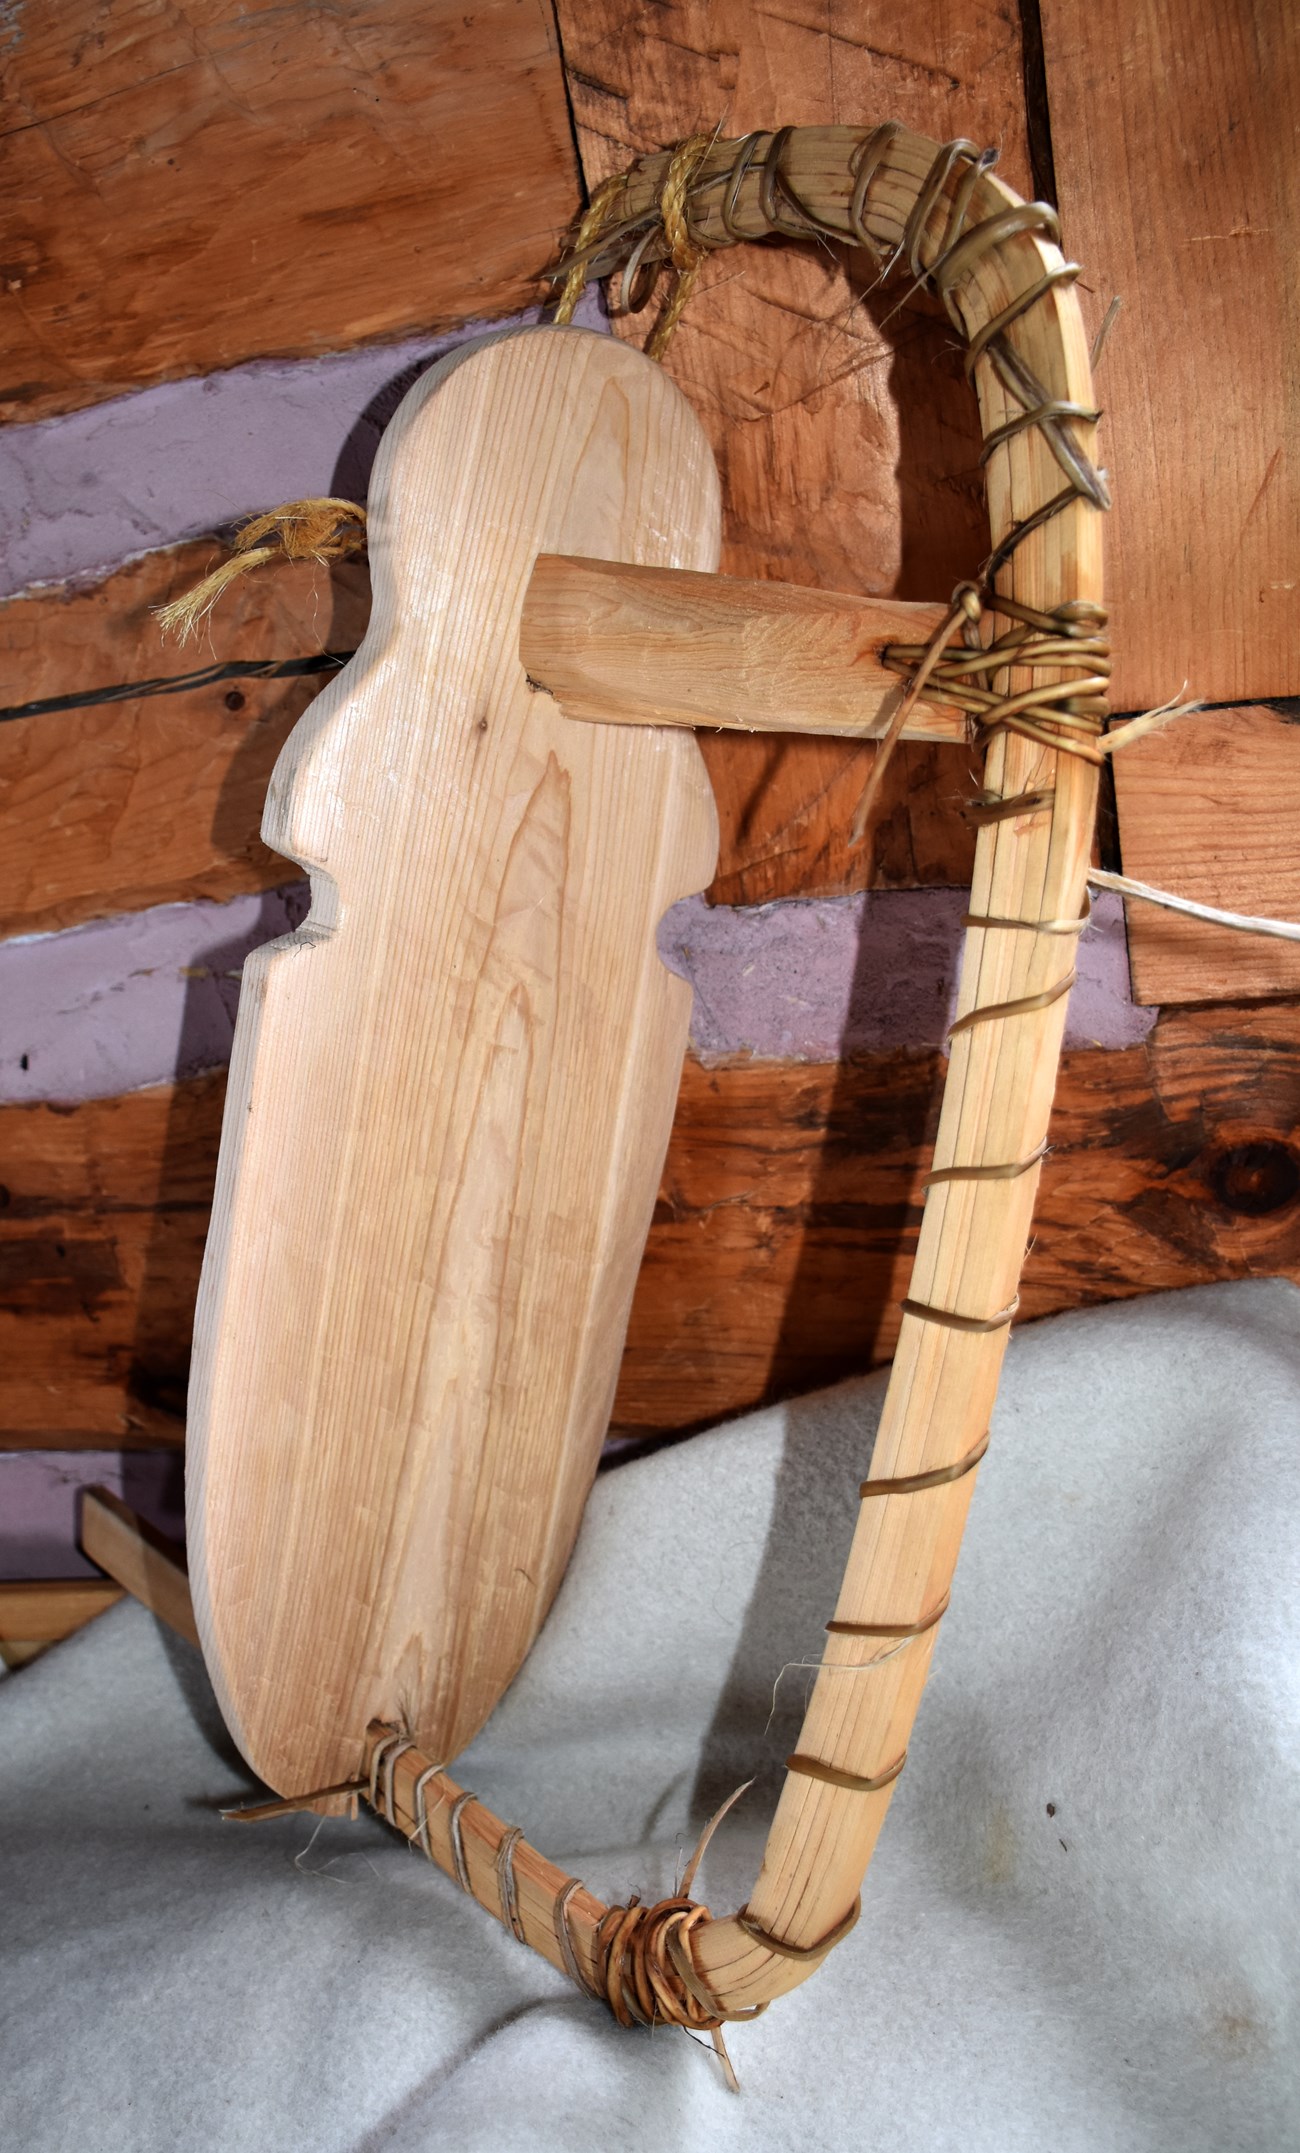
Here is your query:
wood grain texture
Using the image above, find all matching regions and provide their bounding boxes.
[188,328,721,1795]
[0,0,578,422]
[0,1075,220,1448]
[1114,704,1300,1005]
[0,545,370,938]
[522,556,963,738]
[1042,0,1299,708]
[6,1007,1297,1449]
[576,122,1112,2002]
[0,1577,122,1642]
[554,0,1031,901]
[619,1008,1300,1431]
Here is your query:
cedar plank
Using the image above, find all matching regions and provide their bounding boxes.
[0,0,578,421]
[553,0,1029,901]
[1041,0,1299,708]
[1113,704,1300,1005]
[3,1010,1296,1445]
[0,546,370,936]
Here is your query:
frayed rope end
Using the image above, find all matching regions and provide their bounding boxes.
[154,497,368,642]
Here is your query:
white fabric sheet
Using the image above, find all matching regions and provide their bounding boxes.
[3,1280,1298,2151]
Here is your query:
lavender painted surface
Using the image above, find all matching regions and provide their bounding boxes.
[0,884,1151,1105]
[1,886,308,1104]
[0,1450,183,1582]
[0,294,604,598]
[661,889,1155,1058]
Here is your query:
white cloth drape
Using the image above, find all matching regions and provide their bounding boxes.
[3,1280,1298,2151]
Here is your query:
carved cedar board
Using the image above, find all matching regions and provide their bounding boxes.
[186,329,720,1795]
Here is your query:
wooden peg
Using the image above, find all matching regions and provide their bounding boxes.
[520,555,966,742]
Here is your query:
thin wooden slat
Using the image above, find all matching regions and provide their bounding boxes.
[0,0,578,422]
[521,556,963,739]
[0,1577,122,1642]
[4,1005,1296,1448]
[1041,0,1299,708]
[1114,705,1300,1005]
[553,0,1031,901]
[81,1487,198,1647]
[0,545,369,938]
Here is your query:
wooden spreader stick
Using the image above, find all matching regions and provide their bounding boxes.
[521,556,965,742]
[174,119,1110,2065]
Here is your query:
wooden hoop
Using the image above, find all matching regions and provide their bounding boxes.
[586,125,1106,2016]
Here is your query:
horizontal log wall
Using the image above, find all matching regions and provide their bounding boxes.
[1112,705,1300,1005]
[0,0,579,421]
[4,1006,1297,1451]
[1,0,1295,1572]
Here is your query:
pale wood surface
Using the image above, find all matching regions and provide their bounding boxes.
[1042,0,1298,708]
[81,1487,198,1648]
[0,0,578,422]
[553,0,1032,903]
[0,1577,122,1642]
[0,546,368,938]
[187,329,721,1796]
[1114,705,1300,1004]
[522,556,962,740]
[7,1007,1299,1449]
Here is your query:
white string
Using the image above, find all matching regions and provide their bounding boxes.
[1090,867,1300,944]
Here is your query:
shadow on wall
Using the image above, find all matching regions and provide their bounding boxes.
[681,262,990,1819]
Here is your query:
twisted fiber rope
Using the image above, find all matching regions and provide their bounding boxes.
[155,499,368,641]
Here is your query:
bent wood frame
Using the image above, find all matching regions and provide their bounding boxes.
[345,122,1107,2030]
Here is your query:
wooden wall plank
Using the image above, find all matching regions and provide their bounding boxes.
[5,1008,1296,1446]
[0,0,578,422]
[0,1076,222,1445]
[0,546,371,937]
[1042,0,1299,710]
[552,0,1030,902]
[618,1009,1300,1428]
[1114,704,1300,1005]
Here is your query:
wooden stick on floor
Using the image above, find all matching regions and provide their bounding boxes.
[80,1487,199,1648]
[0,1579,123,1663]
